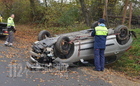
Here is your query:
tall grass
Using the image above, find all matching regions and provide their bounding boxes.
[109,28,140,77]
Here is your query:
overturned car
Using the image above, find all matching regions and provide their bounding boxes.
[27,23,136,69]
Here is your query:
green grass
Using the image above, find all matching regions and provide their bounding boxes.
[109,28,140,77]
[49,25,89,34]
[40,24,89,35]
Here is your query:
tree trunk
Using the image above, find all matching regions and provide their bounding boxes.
[44,0,48,7]
[79,0,91,26]
[129,2,132,29]
[30,0,36,21]
[103,0,109,27]
[122,0,129,24]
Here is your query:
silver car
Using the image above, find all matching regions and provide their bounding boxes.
[29,24,136,67]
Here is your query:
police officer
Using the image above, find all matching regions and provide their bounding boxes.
[91,18,108,71]
[4,14,16,47]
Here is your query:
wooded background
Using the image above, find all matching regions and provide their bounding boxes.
[0,0,140,28]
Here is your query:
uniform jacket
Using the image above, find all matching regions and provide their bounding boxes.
[7,17,16,32]
[7,17,15,27]
[91,24,108,49]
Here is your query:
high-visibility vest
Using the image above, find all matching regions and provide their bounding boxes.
[7,17,15,27]
[95,26,108,35]
[0,16,2,22]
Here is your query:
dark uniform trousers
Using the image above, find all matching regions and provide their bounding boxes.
[94,48,105,71]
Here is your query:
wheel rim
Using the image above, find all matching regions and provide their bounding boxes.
[61,40,71,51]
[120,28,128,38]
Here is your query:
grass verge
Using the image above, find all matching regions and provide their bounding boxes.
[108,28,140,79]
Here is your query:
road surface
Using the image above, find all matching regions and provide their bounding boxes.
[0,38,111,86]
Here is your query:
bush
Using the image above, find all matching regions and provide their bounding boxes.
[58,7,80,27]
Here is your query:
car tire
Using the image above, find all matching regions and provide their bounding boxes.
[114,25,129,41]
[91,21,98,29]
[55,36,72,55]
[38,30,51,41]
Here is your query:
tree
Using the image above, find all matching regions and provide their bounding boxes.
[30,0,37,21]
[79,0,91,26]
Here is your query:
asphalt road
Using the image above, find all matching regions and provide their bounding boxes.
[0,39,111,86]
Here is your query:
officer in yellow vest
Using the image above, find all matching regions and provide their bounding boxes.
[91,18,108,71]
[4,14,16,47]
[0,15,2,23]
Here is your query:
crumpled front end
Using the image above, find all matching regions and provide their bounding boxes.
[30,37,58,64]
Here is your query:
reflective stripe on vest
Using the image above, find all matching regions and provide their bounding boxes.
[95,26,108,35]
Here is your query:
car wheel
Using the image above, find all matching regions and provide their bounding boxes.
[55,36,72,55]
[91,21,98,29]
[38,30,51,41]
[114,25,129,41]
[114,25,130,45]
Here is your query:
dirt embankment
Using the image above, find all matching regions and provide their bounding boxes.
[14,25,39,48]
